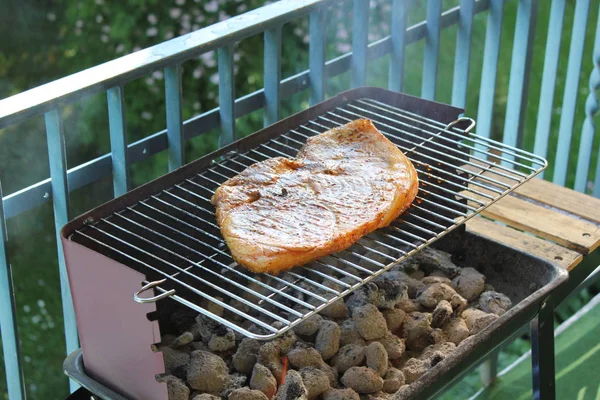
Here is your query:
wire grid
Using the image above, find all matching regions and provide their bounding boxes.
[71,97,547,340]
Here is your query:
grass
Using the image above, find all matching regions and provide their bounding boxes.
[1,1,600,399]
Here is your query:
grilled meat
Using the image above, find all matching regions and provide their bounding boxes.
[211,119,419,274]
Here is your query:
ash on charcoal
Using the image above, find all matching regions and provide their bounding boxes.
[341,366,384,394]
[421,276,452,286]
[382,368,405,393]
[353,304,388,341]
[416,283,457,309]
[323,388,360,400]
[414,247,459,277]
[401,312,433,352]
[294,314,324,337]
[321,298,350,319]
[250,363,277,399]
[160,346,190,374]
[419,342,455,368]
[452,268,485,301]
[233,338,260,374]
[431,300,453,328]
[209,327,236,352]
[276,330,298,355]
[443,318,470,345]
[194,314,225,343]
[401,358,429,384]
[372,333,405,360]
[187,350,230,392]
[228,387,269,400]
[340,320,362,346]
[190,342,208,352]
[222,373,249,398]
[332,343,365,374]
[276,370,308,400]
[205,296,225,317]
[382,309,406,333]
[449,293,468,317]
[479,291,512,315]
[300,366,331,400]
[366,342,389,377]
[395,299,421,314]
[429,328,447,344]
[315,321,341,361]
[462,308,499,334]
[258,341,283,381]
[356,278,407,309]
[288,347,325,370]
[157,375,190,400]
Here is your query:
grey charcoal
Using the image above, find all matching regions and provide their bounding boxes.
[187,350,230,392]
[287,347,325,369]
[232,338,260,374]
[430,300,453,328]
[382,368,405,393]
[156,375,190,400]
[478,291,512,315]
[340,319,362,346]
[451,268,486,301]
[257,341,283,382]
[401,358,429,384]
[414,247,460,277]
[443,318,470,345]
[352,304,388,341]
[249,363,277,399]
[160,346,190,374]
[365,342,389,377]
[332,343,366,374]
[340,367,384,394]
[322,388,360,400]
[300,366,331,400]
[228,387,269,400]
[294,314,324,337]
[208,327,236,352]
[170,332,194,348]
[276,370,308,400]
[315,321,341,361]
[401,312,432,352]
[382,309,406,333]
[416,283,457,309]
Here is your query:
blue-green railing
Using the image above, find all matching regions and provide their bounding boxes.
[1,0,599,398]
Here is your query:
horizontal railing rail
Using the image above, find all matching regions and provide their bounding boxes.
[1,0,599,399]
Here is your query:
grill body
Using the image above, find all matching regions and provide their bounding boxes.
[60,87,551,399]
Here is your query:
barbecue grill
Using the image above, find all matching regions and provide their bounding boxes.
[61,88,553,399]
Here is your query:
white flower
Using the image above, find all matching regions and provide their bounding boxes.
[147,13,158,25]
[96,14,104,23]
[205,0,218,12]
[170,8,182,19]
[141,111,153,120]
[47,12,56,21]
[147,27,158,37]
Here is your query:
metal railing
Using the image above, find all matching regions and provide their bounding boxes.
[0,0,599,398]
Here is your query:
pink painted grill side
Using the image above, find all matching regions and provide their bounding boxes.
[63,237,168,400]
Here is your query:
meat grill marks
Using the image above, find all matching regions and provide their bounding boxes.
[211,119,419,274]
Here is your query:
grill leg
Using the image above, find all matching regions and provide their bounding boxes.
[530,299,556,400]
[479,349,499,386]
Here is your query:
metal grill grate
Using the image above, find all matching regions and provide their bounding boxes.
[70,97,546,340]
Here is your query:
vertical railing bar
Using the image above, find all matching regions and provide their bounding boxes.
[0,181,25,400]
[451,0,475,109]
[165,65,185,170]
[586,8,600,196]
[44,108,79,392]
[476,0,504,146]
[351,0,370,88]
[422,0,442,101]
[218,45,236,147]
[533,0,566,180]
[553,0,592,187]
[264,25,282,127]
[107,86,130,196]
[388,0,409,92]
[502,0,539,162]
[309,7,327,105]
